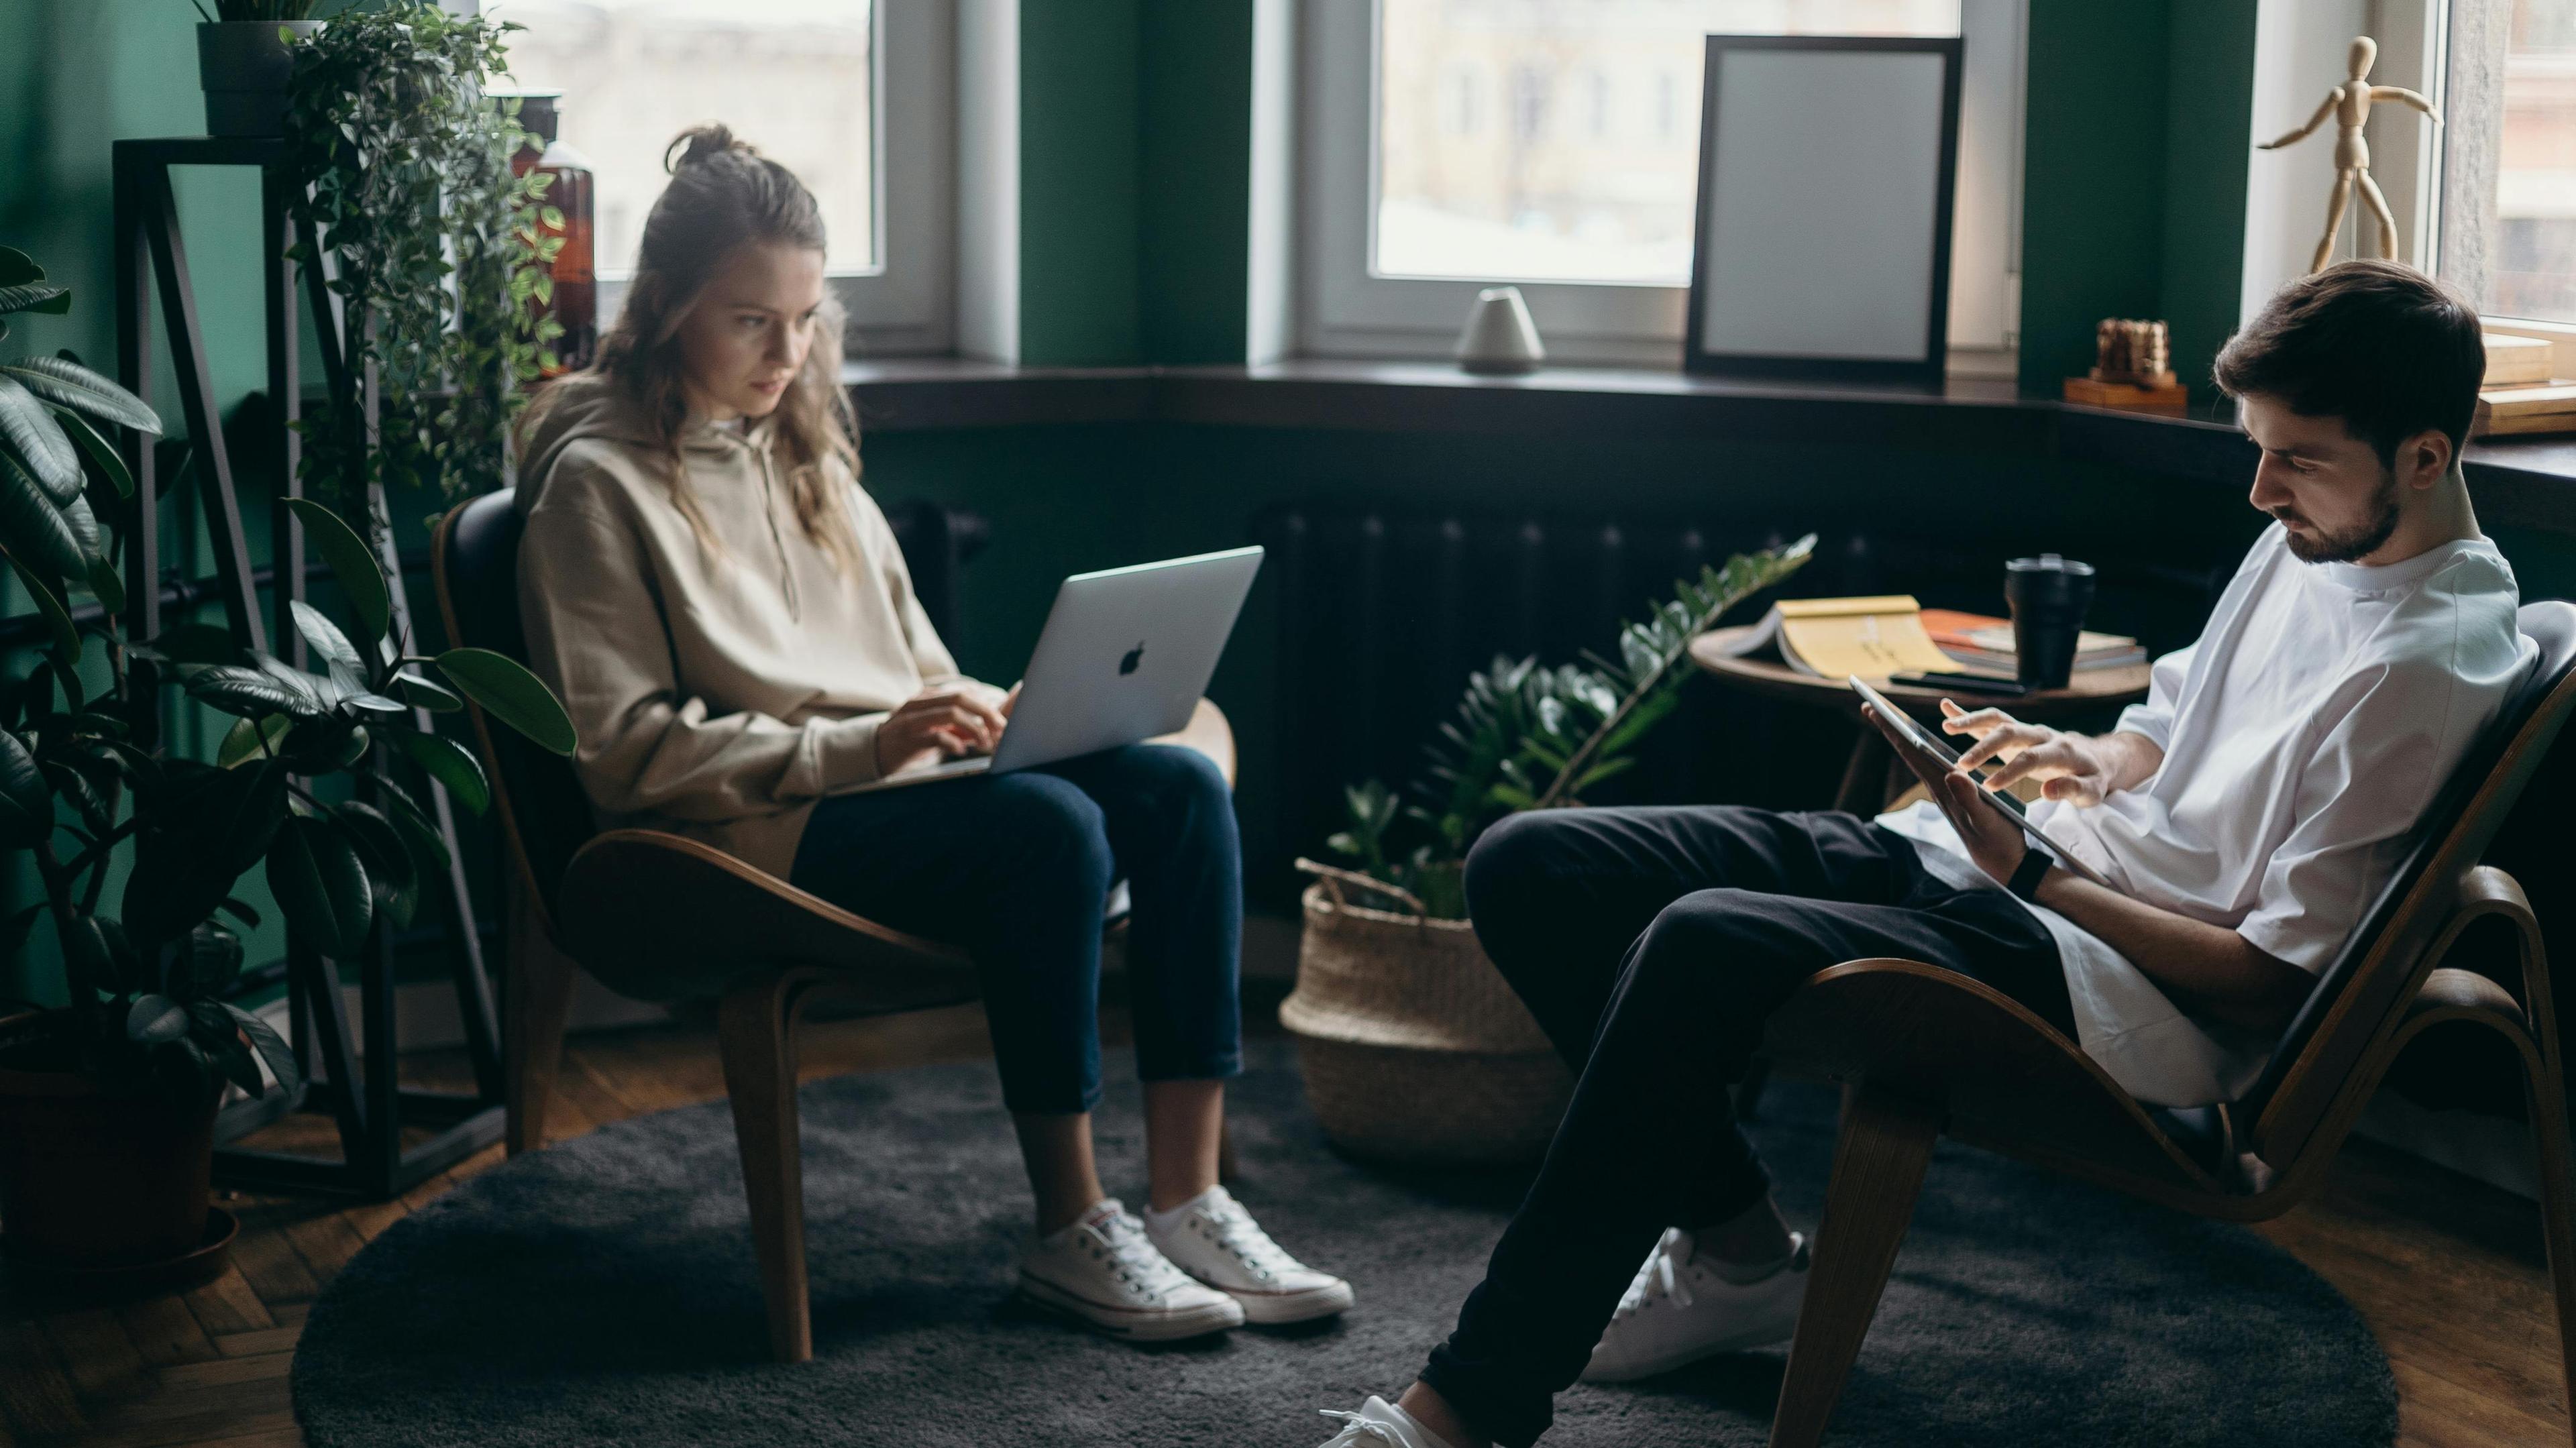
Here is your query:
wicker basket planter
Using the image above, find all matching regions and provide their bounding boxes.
[1280,862,1574,1166]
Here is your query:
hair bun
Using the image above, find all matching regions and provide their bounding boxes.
[666,124,754,174]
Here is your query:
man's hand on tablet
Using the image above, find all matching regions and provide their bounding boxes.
[1939,700,2136,806]
[1863,702,2031,887]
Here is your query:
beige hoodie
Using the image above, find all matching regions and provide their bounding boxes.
[515,375,963,879]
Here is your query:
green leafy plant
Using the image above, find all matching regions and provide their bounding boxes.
[0,247,577,1111]
[188,1,325,20]
[1326,535,1815,918]
[280,2,555,512]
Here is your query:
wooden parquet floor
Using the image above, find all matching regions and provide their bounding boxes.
[1,994,2569,1447]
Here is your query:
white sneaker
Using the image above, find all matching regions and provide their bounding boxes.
[1313,1395,1458,1448]
[1145,1184,1356,1325]
[1018,1199,1246,1341]
[1578,1227,1809,1382]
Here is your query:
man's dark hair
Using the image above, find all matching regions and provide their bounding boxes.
[2212,260,2485,465]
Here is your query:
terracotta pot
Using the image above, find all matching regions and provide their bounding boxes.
[197,21,322,137]
[0,1048,220,1270]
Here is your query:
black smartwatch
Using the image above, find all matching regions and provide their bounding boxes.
[2006,849,2055,903]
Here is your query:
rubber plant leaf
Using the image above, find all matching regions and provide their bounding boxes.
[290,598,367,682]
[0,282,70,316]
[282,498,391,646]
[3,549,81,664]
[393,728,490,814]
[223,1003,300,1097]
[49,405,133,499]
[391,671,463,712]
[186,665,323,720]
[435,647,575,755]
[0,247,41,287]
[0,451,88,579]
[0,376,80,500]
[266,813,374,958]
[333,801,417,929]
[0,357,160,433]
[126,993,191,1045]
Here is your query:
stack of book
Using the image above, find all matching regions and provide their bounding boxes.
[1920,609,2146,674]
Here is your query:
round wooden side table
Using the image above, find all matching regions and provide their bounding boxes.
[1686,626,2155,814]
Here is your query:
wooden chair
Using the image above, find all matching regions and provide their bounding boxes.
[430,489,1237,1363]
[1758,600,2576,1448]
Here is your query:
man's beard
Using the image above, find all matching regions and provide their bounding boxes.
[2275,467,2402,564]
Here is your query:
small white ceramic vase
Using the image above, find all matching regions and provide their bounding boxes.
[1454,286,1546,375]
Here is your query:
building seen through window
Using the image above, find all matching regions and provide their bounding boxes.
[1375,0,1962,286]
[2488,0,2576,321]
[488,0,877,279]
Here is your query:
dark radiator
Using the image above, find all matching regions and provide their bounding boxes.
[883,498,990,647]
[1249,504,2233,896]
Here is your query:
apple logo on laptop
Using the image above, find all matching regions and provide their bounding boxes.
[1120,641,1145,676]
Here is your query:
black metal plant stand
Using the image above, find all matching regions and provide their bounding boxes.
[113,136,504,1198]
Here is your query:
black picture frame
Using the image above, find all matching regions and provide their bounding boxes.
[1682,34,1964,387]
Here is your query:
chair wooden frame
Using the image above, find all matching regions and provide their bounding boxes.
[1752,602,2576,1447]
[431,497,1236,1363]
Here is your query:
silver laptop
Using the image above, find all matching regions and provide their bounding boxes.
[841,546,1264,792]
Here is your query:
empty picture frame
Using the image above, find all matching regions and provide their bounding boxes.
[1684,35,1964,385]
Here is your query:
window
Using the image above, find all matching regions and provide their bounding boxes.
[486,0,953,355]
[2443,0,2576,323]
[1303,0,2025,370]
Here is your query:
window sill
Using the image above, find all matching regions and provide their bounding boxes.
[840,357,2576,535]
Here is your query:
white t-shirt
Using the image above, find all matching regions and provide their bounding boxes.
[1880,522,2533,1106]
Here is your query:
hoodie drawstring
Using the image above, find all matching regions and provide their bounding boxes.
[753,441,800,622]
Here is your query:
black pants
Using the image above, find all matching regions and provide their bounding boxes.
[1418,805,2074,1448]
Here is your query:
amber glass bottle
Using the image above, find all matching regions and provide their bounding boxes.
[505,92,597,378]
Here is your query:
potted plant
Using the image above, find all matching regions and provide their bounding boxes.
[0,245,575,1280]
[1284,535,1813,1165]
[191,1,327,137]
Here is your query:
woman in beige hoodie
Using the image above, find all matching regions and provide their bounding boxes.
[515,128,1350,1345]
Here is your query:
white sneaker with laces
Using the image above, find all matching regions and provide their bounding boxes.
[1578,1227,1809,1383]
[1018,1199,1246,1341]
[1145,1184,1356,1325]
[1313,1395,1457,1448]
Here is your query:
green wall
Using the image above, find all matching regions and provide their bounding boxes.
[0,0,272,421]
[1016,0,1250,367]
[1018,0,1144,366]
[2160,0,2259,407]
[2019,0,2258,407]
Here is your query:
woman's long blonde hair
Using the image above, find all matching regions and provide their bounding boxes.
[521,124,863,570]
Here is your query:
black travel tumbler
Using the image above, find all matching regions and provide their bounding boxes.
[2004,555,2097,689]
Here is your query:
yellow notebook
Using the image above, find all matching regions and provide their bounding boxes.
[1733,596,1959,679]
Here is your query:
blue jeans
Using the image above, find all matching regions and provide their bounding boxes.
[788,743,1244,1115]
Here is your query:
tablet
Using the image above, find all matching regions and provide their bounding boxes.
[1846,675,2117,890]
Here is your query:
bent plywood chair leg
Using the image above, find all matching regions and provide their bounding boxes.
[504,884,582,1157]
[1769,1083,1943,1448]
[720,972,814,1364]
[2520,1037,2576,1448]
[2503,898,2576,1447]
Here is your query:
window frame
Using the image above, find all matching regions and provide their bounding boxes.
[1295,0,2026,373]
[542,0,956,358]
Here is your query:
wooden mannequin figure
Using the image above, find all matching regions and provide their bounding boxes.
[2257,36,2443,272]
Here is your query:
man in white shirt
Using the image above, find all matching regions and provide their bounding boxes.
[1307,262,2535,1448]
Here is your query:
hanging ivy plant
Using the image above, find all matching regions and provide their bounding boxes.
[279,3,559,508]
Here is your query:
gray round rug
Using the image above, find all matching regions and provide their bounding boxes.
[292,1040,2396,1447]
